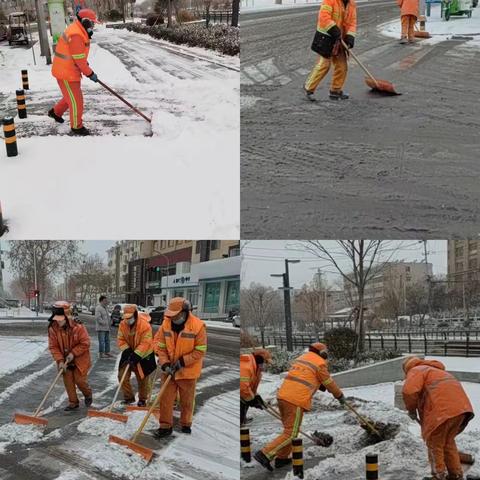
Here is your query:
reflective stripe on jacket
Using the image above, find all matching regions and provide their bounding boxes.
[277,351,342,411]
[51,20,93,81]
[117,317,154,358]
[403,358,474,440]
[240,354,261,402]
[317,0,357,37]
[154,313,207,380]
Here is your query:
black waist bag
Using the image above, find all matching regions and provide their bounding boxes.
[311,30,335,58]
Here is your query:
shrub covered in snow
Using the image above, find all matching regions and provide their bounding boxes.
[266,348,305,374]
[111,23,239,56]
[324,327,358,360]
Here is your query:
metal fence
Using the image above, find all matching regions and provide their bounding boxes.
[202,10,232,26]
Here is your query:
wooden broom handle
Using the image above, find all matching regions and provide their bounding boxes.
[341,40,379,86]
[108,365,130,412]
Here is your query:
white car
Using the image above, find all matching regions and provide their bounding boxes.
[232,314,240,328]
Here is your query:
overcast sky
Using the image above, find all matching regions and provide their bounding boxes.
[241,240,448,290]
[0,240,115,287]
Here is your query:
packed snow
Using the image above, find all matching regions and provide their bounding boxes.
[0,306,50,319]
[0,25,239,238]
[204,319,238,330]
[427,355,480,372]
[0,423,45,444]
[0,336,47,377]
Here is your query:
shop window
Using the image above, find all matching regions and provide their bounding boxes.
[204,282,221,313]
[188,290,199,308]
[225,280,240,313]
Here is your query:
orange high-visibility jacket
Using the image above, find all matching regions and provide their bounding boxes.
[277,351,342,411]
[51,20,93,82]
[403,358,474,441]
[154,313,207,380]
[48,318,91,375]
[240,354,262,402]
[117,317,154,359]
[317,0,357,37]
[397,0,419,17]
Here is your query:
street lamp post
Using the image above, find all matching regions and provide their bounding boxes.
[271,259,300,352]
[152,250,170,306]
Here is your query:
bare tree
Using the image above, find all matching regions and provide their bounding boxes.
[294,280,327,335]
[303,241,396,356]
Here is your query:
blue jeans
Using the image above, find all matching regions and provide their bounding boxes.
[98,331,110,354]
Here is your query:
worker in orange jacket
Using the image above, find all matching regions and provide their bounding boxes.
[403,357,475,480]
[48,9,100,136]
[397,0,419,44]
[240,349,272,425]
[304,0,357,101]
[117,304,157,406]
[254,343,345,471]
[153,297,207,438]
[48,301,92,411]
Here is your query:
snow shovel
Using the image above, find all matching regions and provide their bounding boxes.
[264,404,333,447]
[14,360,70,426]
[126,366,160,414]
[97,80,152,124]
[109,374,172,463]
[87,365,130,423]
[344,401,382,438]
[341,40,400,95]
[414,23,431,39]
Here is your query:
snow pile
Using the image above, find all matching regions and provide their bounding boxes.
[0,423,45,444]
[427,356,480,372]
[0,336,47,377]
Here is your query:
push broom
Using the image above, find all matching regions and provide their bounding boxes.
[109,374,172,463]
[14,360,71,426]
[87,365,130,423]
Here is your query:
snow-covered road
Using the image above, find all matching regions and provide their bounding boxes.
[0,26,239,238]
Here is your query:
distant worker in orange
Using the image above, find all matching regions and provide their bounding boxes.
[240,349,272,425]
[403,357,475,480]
[254,343,345,471]
[117,304,157,407]
[48,9,101,136]
[48,301,93,411]
[304,0,357,101]
[153,297,207,438]
[397,0,419,44]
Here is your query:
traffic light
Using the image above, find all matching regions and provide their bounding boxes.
[34,290,40,298]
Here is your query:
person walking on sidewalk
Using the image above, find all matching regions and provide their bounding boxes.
[240,349,272,425]
[48,301,93,411]
[153,297,207,438]
[117,304,157,407]
[95,295,112,359]
[397,0,419,44]
[304,0,357,101]
[48,8,101,136]
[402,357,475,480]
[254,342,345,471]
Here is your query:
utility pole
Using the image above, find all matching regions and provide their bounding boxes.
[0,241,4,299]
[35,0,52,64]
[33,246,38,316]
[423,240,431,316]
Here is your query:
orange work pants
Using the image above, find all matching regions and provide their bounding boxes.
[118,363,150,402]
[53,79,84,129]
[426,414,466,477]
[305,48,348,93]
[401,15,416,40]
[159,377,197,428]
[63,367,92,405]
[262,399,304,460]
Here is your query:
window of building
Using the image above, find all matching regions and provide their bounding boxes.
[188,290,199,307]
[225,280,240,313]
[195,241,201,254]
[174,289,184,298]
[160,240,166,249]
[456,247,464,257]
[211,240,220,250]
[204,282,221,313]
[470,259,478,270]
[229,245,240,257]
[456,262,464,271]
[406,266,410,273]
[168,240,174,247]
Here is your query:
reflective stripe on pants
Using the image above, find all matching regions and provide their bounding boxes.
[262,399,304,460]
[53,79,84,129]
[304,48,348,93]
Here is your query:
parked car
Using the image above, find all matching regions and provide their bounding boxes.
[232,314,240,328]
[89,305,96,315]
[7,12,29,46]
[150,306,165,325]
[145,306,156,314]
[111,304,123,326]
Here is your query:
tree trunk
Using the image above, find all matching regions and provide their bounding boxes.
[261,328,265,348]
[167,0,173,27]
[231,0,239,27]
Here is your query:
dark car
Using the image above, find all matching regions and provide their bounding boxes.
[111,304,122,326]
[150,306,165,325]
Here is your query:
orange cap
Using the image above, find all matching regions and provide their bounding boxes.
[123,304,137,320]
[165,297,187,317]
[53,300,71,321]
[253,348,273,364]
[310,342,327,353]
[78,8,101,24]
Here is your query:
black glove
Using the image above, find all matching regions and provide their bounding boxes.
[161,362,172,374]
[327,25,341,41]
[129,352,141,367]
[344,34,355,49]
[172,358,184,373]
[88,72,98,82]
[249,395,265,409]
[319,384,326,392]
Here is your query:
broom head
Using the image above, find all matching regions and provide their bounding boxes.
[109,434,154,463]
[87,409,129,423]
[14,413,48,426]
[414,30,431,38]
[365,77,400,95]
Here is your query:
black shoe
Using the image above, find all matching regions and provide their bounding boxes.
[64,404,79,411]
[153,427,173,439]
[70,126,90,136]
[48,108,64,123]
[181,426,191,434]
[137,400,146,407]
[253,451,273,472]
[275,458,292,469]
[85,396,93,407]
[121,398,135,405]
[303,86,316,102]
[329,90,349,100]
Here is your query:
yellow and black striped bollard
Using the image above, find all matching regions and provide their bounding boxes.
[292,437,304,479]
[16,89,27,119]
[366,454,379,480]
[3,117,18,157]
[240,427,251,463]
[21,70,29,90]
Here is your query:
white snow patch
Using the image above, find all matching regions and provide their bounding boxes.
[204,320,238,330]
[427,356,480,372]
[0,336,47,377]
[0,423,44,444]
